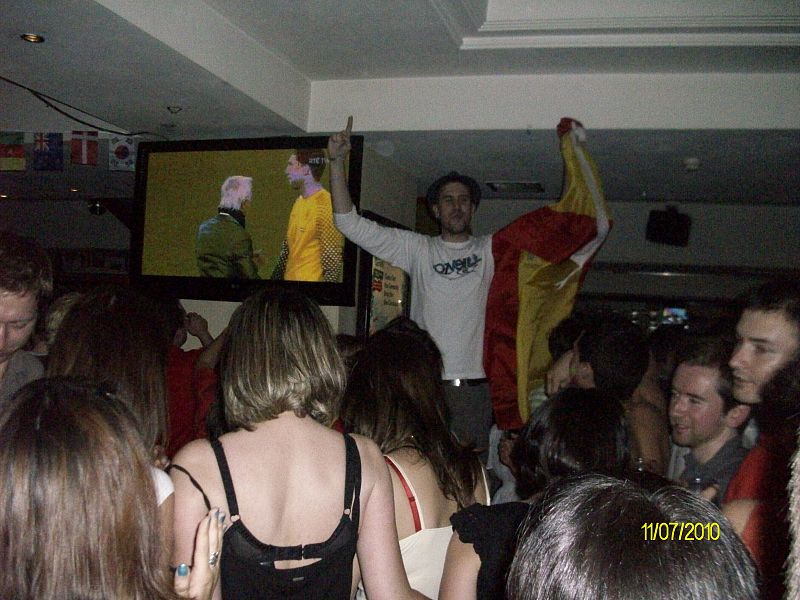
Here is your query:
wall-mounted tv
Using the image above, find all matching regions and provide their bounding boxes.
[130,135,363,305]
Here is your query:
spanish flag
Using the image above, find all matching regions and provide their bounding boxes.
[484,118,610,430]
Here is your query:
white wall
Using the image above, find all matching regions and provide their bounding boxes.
[472,198,800,268]
[471,197,799,299]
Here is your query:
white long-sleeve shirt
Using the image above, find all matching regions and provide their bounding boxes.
[335,208,493,380]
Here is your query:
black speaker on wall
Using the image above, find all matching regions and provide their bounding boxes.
[646,206,691,247]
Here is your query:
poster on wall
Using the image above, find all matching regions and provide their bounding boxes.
[356,211,411,338]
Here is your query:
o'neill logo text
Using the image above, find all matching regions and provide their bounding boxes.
[433,254,482,278]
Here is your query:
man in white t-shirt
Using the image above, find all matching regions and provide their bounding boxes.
[328,117,608,453]
[329,118,497,451]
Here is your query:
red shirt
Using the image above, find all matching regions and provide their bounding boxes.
[166,345,218,457]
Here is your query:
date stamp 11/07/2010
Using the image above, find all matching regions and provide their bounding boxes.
[642,522,720,541]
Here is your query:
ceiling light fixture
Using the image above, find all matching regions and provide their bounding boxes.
[0,194,8,199]
[20,33,45,43]
[69,187,80,193]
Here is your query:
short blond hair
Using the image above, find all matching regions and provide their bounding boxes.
[222,288,346,429]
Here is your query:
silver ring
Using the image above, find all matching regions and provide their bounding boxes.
[208,551,220,566]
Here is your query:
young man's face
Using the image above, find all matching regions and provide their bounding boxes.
[729,309,800,404]
[0,289,38,370]
[432,182,474,238]
[669,364,737,457]
[285,155,308,189]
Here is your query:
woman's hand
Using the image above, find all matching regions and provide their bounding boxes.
[174,508,226,600]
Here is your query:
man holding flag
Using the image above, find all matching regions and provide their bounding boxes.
[328,117,609,453]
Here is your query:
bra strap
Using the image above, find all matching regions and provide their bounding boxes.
[166,464,211,511]
[211,438,240,518]
[343,434,361,529]
[384,456,422,532]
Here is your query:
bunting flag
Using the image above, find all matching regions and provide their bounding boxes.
[32,132,64,171]
[71,130,99,165]
[484,118,611,429]
[0,131,26,171]
[109,136,136,171]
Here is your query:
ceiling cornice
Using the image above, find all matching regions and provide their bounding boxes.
[461,32,800,50]
[478,15,800,32]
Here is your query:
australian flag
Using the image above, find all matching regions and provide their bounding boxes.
[33,132,64,171]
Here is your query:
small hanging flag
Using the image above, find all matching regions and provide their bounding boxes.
[0,131,26,171]
[109,136,136,171]
[33,132,64,171]
[71,131,99,166]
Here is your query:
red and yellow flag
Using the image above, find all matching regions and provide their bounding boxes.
[484,118,611,429]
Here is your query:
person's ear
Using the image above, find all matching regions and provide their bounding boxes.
[431,204,440,220]
[724,403,751,430]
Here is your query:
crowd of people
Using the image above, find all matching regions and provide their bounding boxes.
[0,118,798,600]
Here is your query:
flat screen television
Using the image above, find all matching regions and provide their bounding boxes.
[130,135,363,305]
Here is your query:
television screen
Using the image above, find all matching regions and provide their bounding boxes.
[130,135,363,305]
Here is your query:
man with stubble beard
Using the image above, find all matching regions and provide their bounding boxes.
[327,116,610,458]
[721,279,800,600]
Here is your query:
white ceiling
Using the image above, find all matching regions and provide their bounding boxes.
[2,0,799,203]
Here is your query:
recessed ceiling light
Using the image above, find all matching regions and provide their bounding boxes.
[20,33,45,43]
[69,187,80,193]
[0,194,8,199]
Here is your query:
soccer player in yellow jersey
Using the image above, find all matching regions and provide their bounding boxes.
[271,149,344,282]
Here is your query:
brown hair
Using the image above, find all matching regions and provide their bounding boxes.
[46,287,169,451]
[676,333,740,413]
[0,230,53,303]
[0,377,177,600]
[222,288,346,429]
[340,318,482,508]
[295,149,327,181]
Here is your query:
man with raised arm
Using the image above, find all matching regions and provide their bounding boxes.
[328,117,610,453]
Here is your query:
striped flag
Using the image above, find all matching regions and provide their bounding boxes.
[33,132,64,171]
[109,136,136,171]
[71,131,99,165]
[484,118,611,429]
[0,131,26,171]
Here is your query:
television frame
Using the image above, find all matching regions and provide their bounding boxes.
[355,211,412,339]
[130,134,363,305]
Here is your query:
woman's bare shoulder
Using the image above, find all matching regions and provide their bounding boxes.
[347,432,384,466]
[171,438,217,479]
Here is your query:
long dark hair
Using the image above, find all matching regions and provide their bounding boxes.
[512,387,629,499]
[46,286,170,452]
[340,318,482,508]
[0,378,176,600]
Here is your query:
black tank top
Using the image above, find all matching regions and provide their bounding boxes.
[209,434,361,600]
